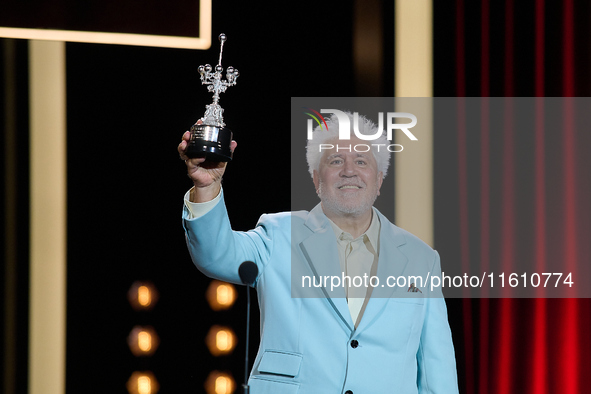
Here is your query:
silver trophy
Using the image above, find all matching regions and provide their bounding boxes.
[186,33,239,161]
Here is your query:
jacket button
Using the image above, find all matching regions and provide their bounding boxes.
[350,339,359,348]
[345,391,353,394]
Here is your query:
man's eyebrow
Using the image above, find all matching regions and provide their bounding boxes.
[326,153,370,160]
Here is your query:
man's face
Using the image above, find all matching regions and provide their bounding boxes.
[313,139,383,217]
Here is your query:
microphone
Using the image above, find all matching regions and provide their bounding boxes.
[238,261,258,394]
[239,261,258,286]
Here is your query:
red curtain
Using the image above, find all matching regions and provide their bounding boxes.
[452,0,591,393]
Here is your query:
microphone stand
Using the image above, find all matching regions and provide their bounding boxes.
[242,284,251,394]
[238,261,257,394]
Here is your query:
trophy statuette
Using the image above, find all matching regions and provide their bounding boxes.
[185,33,239,162]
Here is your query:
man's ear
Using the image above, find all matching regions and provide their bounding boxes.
[313,170,320,195]
[377,171,383,196]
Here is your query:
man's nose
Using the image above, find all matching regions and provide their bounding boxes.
[340,159,356,176]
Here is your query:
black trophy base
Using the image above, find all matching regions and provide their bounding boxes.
[186,123,233,162]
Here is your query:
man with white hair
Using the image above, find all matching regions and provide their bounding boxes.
[179,112,459,393]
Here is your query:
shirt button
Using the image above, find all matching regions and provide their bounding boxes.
[350,340,359,348]
[345,391,353,394]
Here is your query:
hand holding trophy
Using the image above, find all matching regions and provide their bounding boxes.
[185,33,239,162]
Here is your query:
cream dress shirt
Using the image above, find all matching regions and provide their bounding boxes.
[327,211,380,327]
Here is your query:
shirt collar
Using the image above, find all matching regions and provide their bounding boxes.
[327,207,381,251]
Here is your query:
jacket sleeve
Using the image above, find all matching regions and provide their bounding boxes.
[416,250,460,393]
[182,190,275,286]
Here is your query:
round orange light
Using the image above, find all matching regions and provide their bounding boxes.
[128,326,159,356]
[204,371,235,394]
[126,371,159,394]
[206,280,237,311]
[128,281,159,311]
[205,325,237,356]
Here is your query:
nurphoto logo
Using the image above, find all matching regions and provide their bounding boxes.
[304,108,418,152]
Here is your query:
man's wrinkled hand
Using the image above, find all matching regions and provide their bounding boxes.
[178,121,237,202]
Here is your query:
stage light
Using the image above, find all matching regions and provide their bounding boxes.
[204,371,235,394]
[206,280,237,311]
[127,371,159,394]
[138,286,151,306]
[128,281,159,311]
[128,326,159,356]
[205,325,237,356]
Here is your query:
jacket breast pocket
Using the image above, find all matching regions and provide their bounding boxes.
[251,350,302,393]
[390,289,425,305]
[255,349,303,377]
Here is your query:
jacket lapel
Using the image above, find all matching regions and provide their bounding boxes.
[297,206,410,335]
[299,204,354,333]
[354,210,409,333]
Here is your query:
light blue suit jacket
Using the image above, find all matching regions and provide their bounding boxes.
[183,192,459,394]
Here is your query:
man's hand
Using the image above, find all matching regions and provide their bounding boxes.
[178,123,237,203]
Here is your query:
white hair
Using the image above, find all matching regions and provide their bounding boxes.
[306,111,391,179]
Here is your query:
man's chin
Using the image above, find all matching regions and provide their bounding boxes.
[320,191,378,217]
[327,201,372,216]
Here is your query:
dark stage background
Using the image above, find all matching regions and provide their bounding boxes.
[64,3,359,393]
[2,1,392,392]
